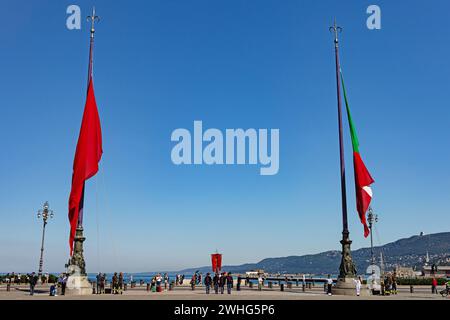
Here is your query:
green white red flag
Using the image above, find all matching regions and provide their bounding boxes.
[341,71,374,238]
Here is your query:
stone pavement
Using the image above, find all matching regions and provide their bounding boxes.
[0,284,448,300]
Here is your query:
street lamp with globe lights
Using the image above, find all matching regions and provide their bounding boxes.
[37,201,54,283]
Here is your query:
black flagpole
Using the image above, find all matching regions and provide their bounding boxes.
[329,19,357,282]
[69,8,100,276]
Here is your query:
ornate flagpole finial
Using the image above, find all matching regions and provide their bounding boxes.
[87,7,100,38]
[329,18,342,45]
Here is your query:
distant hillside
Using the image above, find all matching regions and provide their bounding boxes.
[178,232,450,275]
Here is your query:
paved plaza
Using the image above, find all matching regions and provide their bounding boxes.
[0,284,447,300]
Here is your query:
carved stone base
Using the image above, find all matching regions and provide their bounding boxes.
[332,276,369,296]
[65,273,92,296]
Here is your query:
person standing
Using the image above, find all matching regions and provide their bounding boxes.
[190,274,196,291]
[96,273,101,294]
[61,274,67,296]
[258,275,263,291]
[164,273,169,290]
[213,273,219,294]
[226,273,233,294]
[353,276,362,296]
[118,272,124,294]
[392,274,398,295]
[29,272,37,296]
[100,273,106,294]
[219,273,225,294]
[237,276,242,291]
[326,275,333,296]
[156,273,163,292]
[432,277,438,294]
[112,273,118,294]
[204,273,212,294]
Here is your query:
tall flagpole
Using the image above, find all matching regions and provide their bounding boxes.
[329,19,357,287]
[69,7,100,277]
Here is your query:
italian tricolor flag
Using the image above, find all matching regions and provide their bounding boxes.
[341,71,374,238]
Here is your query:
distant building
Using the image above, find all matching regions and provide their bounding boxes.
[394,266,416,278]
[245,270,266,277]
[422,265,450,278]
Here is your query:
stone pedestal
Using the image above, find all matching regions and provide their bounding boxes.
[64,226,91,295]
[332,276,369,296]
[65,273,92,296]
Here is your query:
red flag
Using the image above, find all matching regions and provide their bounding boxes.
[68,79,102,255]
[211,254,222,273]
[341,72,374,237]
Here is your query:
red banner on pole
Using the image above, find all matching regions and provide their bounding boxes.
[211,253,222,273]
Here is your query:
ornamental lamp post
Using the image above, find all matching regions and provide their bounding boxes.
[37,201,54,283]
[367,206,378,266]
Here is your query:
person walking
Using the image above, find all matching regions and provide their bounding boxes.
[326,275,333,296]
[213,273,219,294]
[354,276,362,296]
[432,277,438,294]
[29,272,37,296]
[226,273,233,294]
[204,273,212,294]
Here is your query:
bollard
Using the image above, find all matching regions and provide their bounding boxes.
[287,283,292,289]
[146,283,150,292]
[6,283,10,292]
[296,280,299,287]
[410,285,414,293]
[124,283,127,291]
[280,283,284,291]
[92,282,96,294]
[302,284,306,292]
[268,282,273,289]
[249,282,253,288]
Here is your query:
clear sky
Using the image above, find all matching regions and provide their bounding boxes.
[0,0,449,273]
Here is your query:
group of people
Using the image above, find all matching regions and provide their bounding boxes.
[149,273,170,292]
[95,273,107,294]
[175,274,185,286]
[202,272,234,294]
[111,272,125,294]
[380,273,398,295]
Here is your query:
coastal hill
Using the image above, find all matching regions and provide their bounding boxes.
[177,232,450,275]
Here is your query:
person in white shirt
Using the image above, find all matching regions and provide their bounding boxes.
[353,276,362,296]
[326,275,333,296]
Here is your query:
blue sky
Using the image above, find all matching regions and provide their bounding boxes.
[0,0,449,273]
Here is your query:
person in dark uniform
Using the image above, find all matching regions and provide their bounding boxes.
[112,273,118,294]
[226,273,233,294]
[213,273,220,294]
[29,272,37,296]
[219,273,226,294]
[204,273,212,294]
[118,272,124,294]
[237,276,242,291]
